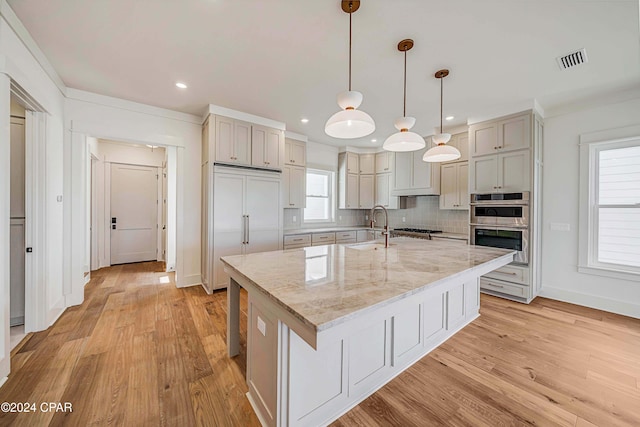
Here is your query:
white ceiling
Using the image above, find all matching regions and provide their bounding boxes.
[8,0,640,148]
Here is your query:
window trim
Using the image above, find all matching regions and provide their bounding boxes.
[578,124,640,282]
[303,168,336,224]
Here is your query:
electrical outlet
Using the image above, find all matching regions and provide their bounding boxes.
[293,215,297,222]
[339,216,342,221]
[402,217,406,223]
[365,215,368,220]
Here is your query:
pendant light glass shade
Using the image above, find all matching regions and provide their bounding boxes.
[423,69,460,163]
[325,1,375,139]
[383,116,425,152]
[384,39,425,152]
[325,90,375,139]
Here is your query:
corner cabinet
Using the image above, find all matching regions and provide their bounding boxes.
[282,165,305,208]
[391,145,440,196]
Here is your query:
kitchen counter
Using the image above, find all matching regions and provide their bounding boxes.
[222,237,510,332]
[283,226,373,236]
[221,237,513,426]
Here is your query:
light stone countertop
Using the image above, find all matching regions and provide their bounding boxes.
[221,237,514,332]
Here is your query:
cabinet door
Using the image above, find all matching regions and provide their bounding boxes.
[346,152,359,174]
[359,174,374,209]
[470,156,498,193]
[498,114,530,152]
[470,122,498,157]
[265,128,282,169]
[412,147,439,194]
[251,126,268,167]
[289,166,306,208]
[375,152,392,173]
[456,133,469,162]
[375,173,389,208]
[457,162,469,209]
[393,152,412,191]
[291,141,306,166]
[212,173,245,289]
[359,153,375,174]
[246,176,281,254]
[202,117,210,165]
[215,116,235,163]
[234,120,252,165]
[439,163,458,209]
[499,150,530,192]
[346,173,359,208]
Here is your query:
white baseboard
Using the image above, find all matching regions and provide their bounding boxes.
[84,272,91,285]
[0,376,7,388]
[46,300,66,329]
[539,285,640,319]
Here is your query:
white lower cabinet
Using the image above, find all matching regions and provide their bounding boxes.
[245,277,481,426]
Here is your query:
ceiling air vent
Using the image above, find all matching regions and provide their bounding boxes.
[557,48,588,70]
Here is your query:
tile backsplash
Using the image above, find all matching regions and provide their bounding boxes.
[284,196,469,235]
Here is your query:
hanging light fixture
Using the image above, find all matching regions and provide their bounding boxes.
[325,0,375,139]
[383,39,425,152]
[423,69,461,162]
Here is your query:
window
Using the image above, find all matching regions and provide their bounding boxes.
[304,169,334,223]
[579,126,640,280]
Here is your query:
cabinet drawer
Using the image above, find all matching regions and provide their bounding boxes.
[312,232,336,245]
[480,278,528,298]
[335,231,357,242]
[284,234,311,246]
[284,243,308,250]
[485,264,529,285]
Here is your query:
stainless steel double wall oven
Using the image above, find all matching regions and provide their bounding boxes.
[470,192,530,264]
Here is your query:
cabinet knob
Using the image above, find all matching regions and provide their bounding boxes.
[494,147,498,150]
[291,160,295,163]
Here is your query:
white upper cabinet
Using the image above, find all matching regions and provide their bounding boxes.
[375,151,394,173]
[252,125,283,169]
[345,173,359,209]
[359,174,375,209]
[442,132,469,163]
[375,173,399,209]
[470,112,531,157]
[285,138,306,166]
[392,145,440,196]
[283,165,305,208]
[359,153,375,174]
[440,162,469,210]
[346,152,359,174]
[468,111,533,193]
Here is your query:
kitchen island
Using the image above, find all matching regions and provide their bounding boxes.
[221,237,514,427]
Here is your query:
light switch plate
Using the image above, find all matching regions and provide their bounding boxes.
[292,215,297,222]
[56,195,63,202]
[257,316,266,336]
[550,223,570,231]
[402,217,406,223]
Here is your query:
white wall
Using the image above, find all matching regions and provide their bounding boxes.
[541,96,640,318]
[64,90,202,289]
[98,140,165,166]
[306,140,338,171]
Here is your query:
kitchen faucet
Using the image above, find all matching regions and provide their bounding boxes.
[370,205,390,248]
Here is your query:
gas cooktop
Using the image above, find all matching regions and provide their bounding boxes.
[393,228,443,234]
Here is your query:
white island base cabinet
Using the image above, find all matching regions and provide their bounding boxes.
[228,273,489,427]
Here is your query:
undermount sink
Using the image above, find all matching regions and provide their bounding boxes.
[345,242,392,251]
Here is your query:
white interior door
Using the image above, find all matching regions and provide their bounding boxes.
[110,164,158,264]
[246,176,280,254]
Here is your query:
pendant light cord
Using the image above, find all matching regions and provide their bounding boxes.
[348,4,352,91]
[440,76,443,133]
[403,49,407,117]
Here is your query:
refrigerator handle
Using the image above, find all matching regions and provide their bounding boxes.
[241,215,247,244]
[246,215,250,245]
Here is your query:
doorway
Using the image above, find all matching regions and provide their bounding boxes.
[88,139,166,270]
[9,96,25,349]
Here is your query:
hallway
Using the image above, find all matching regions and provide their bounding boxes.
[0,262,259,426]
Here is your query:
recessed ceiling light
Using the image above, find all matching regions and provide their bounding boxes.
[445,115,454,121]
[175,82,187,89]
[371,139,377,143]
[301,118,309,123]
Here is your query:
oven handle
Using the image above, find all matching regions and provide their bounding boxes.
[470,223,529,231]
[469,202,529,206]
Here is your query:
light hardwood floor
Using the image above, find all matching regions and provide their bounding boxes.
[1,262,639,426]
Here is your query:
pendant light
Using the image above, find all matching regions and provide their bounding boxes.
[423,69,461,162]
[325,0,375,139]
[383,39,425,152]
